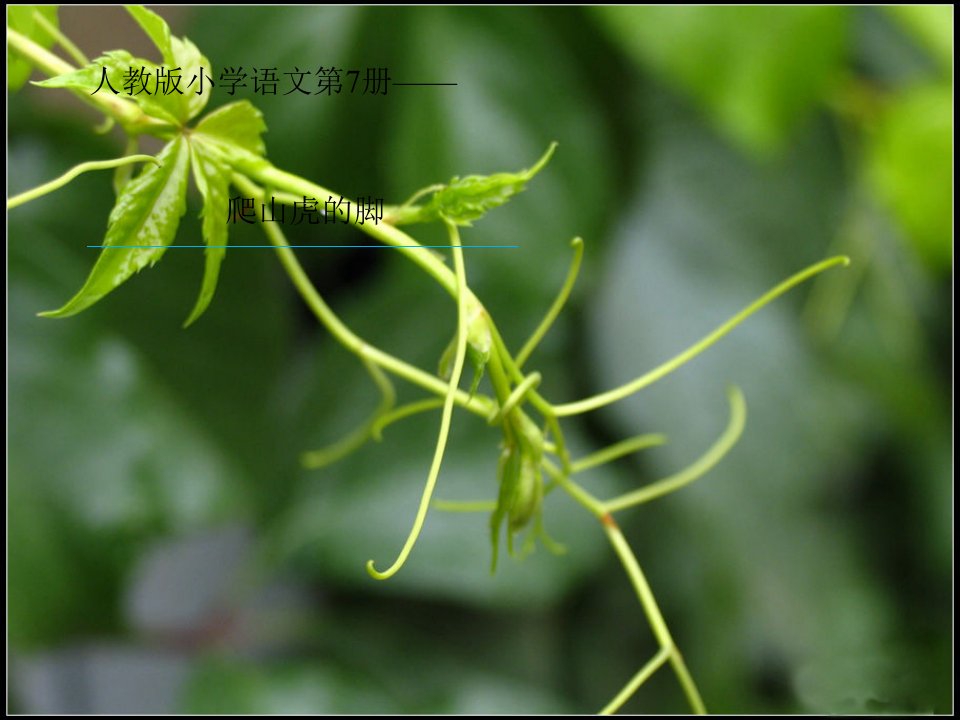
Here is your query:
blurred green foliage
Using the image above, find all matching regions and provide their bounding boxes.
[868,83,952,270]
[594,6,848,154]
[8,6,952,714]
[7,5,58,91]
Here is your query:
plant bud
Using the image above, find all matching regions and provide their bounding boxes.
[508,453,543,533]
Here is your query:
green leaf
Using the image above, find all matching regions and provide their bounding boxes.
[7,6,59,91]
[8,460,114,648]
[885,6,953,72]
[184,141,230,326]
[36,32,212,125]
[593,7,848,154]
[125,4,174,65]
[9,237,247,649]
[36,50,182,126]
[170,34,212,122]
[191,101,269,177]
[192,100,268,156]
[868,83,953,272]
[40,136,191,318]
[125,6,212,122]
[413,142,556,226]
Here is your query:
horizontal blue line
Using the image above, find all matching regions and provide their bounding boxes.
[86,245,519,249]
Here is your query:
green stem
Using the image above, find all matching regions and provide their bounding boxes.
[371,399,444,440]
[485,335,515,409]
[32,9,88,66]
[669,650,707,717]
[549,464,706,713]
[488,372,541,425]
[114,137,142,195]
[603,387,745,514]
[243,163,460,297]
[488,324,572,471]
[7,154,159,210]
[301,421,376,469]
[10,13,839,716]
[383,183,444,224]
[516,236,583,368]
[541,459,606,519]
[301,357,396,469]
[571,433,667,475]
[603,518,706,714]
[599,646,671,715]
[240,162,581,476]
[366,218,470,580]
[552,256,850,417]
[237,174,494,420]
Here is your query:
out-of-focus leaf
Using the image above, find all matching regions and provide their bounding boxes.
[40,135,190,318]
[183,141,230,326]
[795,653,935,713]
[868,83,953,272]
[182,651,569,714]
[593,6,848,154]
[8,462,115,648]
[14,646,192,713]
[9,222,244,649]
[12,297,242,535]
[182,659,395,714]
[7,6,59,91]
[180,583,576,713]
[885,6,953,71]
[315,602,574,712]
